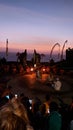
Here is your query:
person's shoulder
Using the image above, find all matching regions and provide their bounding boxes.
[26,124,34,130]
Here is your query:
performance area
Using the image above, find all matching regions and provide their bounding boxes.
[1,70,72,104]
[0,68,73,130]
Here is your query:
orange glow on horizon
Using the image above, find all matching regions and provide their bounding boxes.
[0,39,73,54]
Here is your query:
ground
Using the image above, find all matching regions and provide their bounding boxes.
[5,71,73,105]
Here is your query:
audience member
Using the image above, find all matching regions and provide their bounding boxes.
[0,97,33,130]
[53,78,62,91]
[47,101,62,130]
[44,93,52,114]
[0,111,26,130]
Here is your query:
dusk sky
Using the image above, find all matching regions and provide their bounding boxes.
[0,0,73,55]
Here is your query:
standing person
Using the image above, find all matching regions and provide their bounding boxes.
[47,101,62,130]
[36,70,41,79]
[48,72,54,82]
[46,72,54,87]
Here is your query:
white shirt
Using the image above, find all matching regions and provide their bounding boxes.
[54,80,62,91]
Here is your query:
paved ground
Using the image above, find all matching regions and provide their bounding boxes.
[6,72,73,104]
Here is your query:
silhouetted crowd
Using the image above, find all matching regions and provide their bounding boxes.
[0,92,73,130]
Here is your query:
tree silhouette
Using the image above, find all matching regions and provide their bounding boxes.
[16,50,27,71]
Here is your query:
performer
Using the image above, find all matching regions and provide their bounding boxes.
[53,78,62,91]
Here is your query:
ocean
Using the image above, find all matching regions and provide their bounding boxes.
[0,52,66,62]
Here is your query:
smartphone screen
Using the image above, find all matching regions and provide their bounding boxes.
[29,106,32,110]
[15,94,18,98]
[29,99,32,104]
[47,109,50,113]
[6,95,9,99]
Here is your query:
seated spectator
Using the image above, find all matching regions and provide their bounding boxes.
[0,111,26,130]
[39,103,49,130]
[31,97,42,130]
[0,97,33,130]
[70,120,73,130]
[44,93,52,114]
[48,101,62,130]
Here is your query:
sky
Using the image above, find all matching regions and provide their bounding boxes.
[0,0,73,56]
